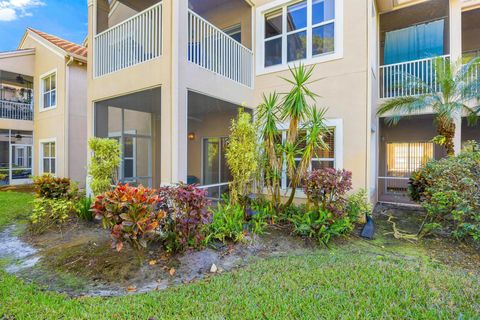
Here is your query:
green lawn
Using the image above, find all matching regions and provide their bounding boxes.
[0,192,479,319]
[0,191,34,229]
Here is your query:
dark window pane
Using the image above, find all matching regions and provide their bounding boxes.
[124,159,134,178]
[265,9,282,38]
[312,0,335,25]
[312,160,334,170]
[287,1,307,32]
[51,74,56,89]
[124,137,134,157]
[287,31,307,62]
[43,93,50,108]
[265,37,282,67]
[51,90,56,106]
[312,23,335,56]
[43,159,50,173]
[51,159,56,174]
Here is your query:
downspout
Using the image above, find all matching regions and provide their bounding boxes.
[65,56,74,179]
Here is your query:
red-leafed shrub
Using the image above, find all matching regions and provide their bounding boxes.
[303,168,352,214]
[92,184,165,251]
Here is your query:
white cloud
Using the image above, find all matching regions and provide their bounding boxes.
[0,0,44,21]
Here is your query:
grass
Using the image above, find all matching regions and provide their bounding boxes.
[0,191,34,229]
[0,194,479,319]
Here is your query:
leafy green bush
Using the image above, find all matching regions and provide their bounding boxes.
[30,198,76,234]
[92,184,164,251]
[206,202,246,243]
[32,174,77,200]
[88,138,121,196]
[290,208,355,244]
[346,189,372,224]
[0,172,7,181]
[409,141,480,242]
[76,196,94,221]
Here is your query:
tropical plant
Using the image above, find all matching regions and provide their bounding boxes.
[303,168,352,214]
[225,108,259,205]
[88,138,121,196]
[32,174,77,200]
[206,201,246,243]
[76,196,94,221]
[92,184,165,251]
[346,189,373,224]
[30,198,76,234]
[377,57,480,155]
[256,64,330,210]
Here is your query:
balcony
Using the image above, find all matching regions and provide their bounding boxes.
[187,9,253,88]
[94,2,163,77]
[0,100,33,121]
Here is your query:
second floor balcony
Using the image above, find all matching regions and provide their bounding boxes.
[0,71,33,121]
[93,0,253,88]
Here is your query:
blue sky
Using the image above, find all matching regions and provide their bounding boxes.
[0,0,88,52]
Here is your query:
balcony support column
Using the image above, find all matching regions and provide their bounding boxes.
[449,0,463,155]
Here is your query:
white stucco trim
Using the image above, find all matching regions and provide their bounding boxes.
[39,68,58,112]
[255,0,344,75]
[38,137,57,176]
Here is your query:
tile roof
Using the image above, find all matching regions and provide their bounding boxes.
[28,28,88,59]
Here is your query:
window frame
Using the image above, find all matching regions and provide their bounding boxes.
[273,118,343,195]
[256,0,344,75]
[39,69,57,112]
[39,138,57,175]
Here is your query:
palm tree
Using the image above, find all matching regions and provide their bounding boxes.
[256,64,329,209]
[377,57,480,155]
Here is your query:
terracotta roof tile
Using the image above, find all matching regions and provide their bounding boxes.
[28,28,87,59]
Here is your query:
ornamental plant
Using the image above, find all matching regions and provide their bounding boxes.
[33,174,77,200]
[303,168,352,214]
[88,138,121,196]
[30,198,76,234]
[92,184,165,251]
[225,108,259,205]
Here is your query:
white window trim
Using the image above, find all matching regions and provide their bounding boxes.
[39,137,57,175]
[255,0,344,75]
[39,69,57,112]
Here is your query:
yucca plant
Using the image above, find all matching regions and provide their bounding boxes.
[256,64,330,210]
[377,57,480,155]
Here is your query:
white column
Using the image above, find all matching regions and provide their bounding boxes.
[450,0,463,154]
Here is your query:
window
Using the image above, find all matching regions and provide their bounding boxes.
[262,0,337,69]
[280,127,337,189]
[41,72,56,110]
[386,142,433,177]
[224,24,242,43]
[41,141,56,175]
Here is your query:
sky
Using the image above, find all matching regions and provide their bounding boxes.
[0,0,88,52]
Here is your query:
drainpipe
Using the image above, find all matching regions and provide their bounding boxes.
[65,56,74,179]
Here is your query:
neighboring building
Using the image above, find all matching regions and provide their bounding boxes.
[0,29,88,186]
[85,0,480,203]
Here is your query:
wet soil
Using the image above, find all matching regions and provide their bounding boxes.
[1,204,478,297]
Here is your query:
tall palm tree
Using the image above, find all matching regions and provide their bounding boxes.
[377,57,480,155]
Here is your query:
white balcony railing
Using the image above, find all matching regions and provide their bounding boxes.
[94,2,162,77]
[0,100,33,121]
[188,10,253,88]
[379,55,449,99]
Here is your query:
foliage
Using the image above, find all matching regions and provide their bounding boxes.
[159,183,212,252]
[377,57,480,155]
[76,196,94,221]
[30,198,76,234]
[92,184,164,251]
[0,173,7,181]
[290,208,355,244]
[346,189,373,223]
[303,168,352,213]
[88,138,121,196]
[206,201,246,243]
[32,174,77,200]
[256,64,330,210]
[0,192,34,229]
[225,108,259,205]
[409,142,480,242]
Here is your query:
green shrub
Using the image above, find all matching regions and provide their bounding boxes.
[225,109,259,205]
[290,208,355,245]
[409,141,480,242]
[88,138,121,196]
[76,196,94,221]
[346,189,372,223]
[30,198,76,234]
[0,172,7,181]
[206,202,246,243]
[32,174,77,199]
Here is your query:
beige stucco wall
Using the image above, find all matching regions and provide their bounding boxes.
[0,51,35,77]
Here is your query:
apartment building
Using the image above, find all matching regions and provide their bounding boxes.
[0,29,88,186]
[86,0,480,203]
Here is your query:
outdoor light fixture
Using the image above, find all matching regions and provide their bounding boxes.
[188,132,195,141]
